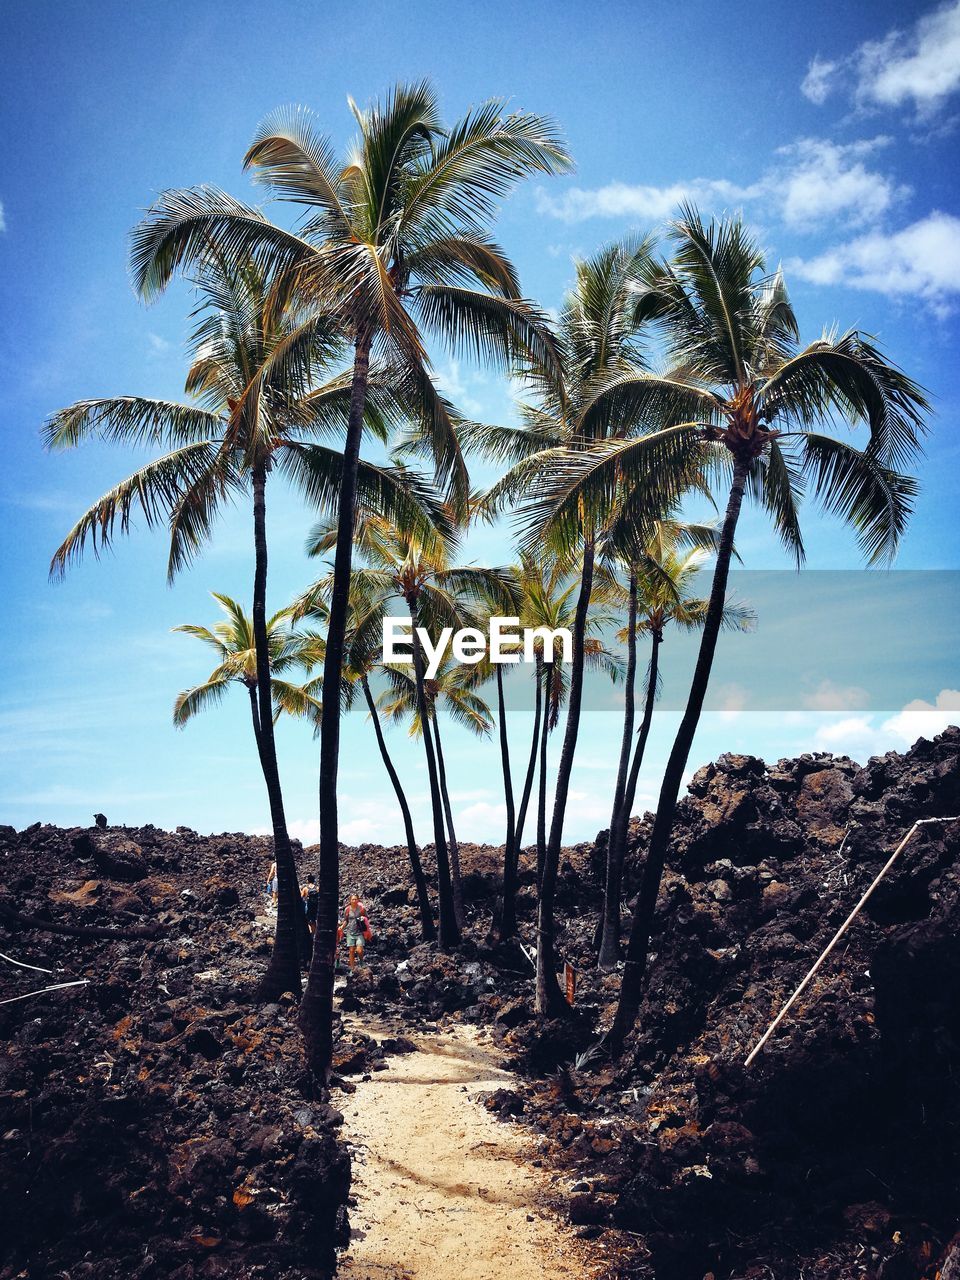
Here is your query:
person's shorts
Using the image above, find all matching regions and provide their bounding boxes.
[345,931,363,947]
[269,878,277,895]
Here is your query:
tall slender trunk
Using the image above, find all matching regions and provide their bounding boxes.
[515,655,544,854]
[597,570,638,966]
[409,602,461,948]
[433,718,465,929]
[361,675,435,941]
[251,462,302,1001]
[536,669,552,890]
[599,628,661,968]
[300,331,371,1079]
[536,539,595,1016]
[491,664,518,941]
[608,458,749,1052]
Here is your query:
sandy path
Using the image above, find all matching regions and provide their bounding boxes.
[336,1020,594,1280]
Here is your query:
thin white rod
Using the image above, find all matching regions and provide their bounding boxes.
[745,816,960,1067]
[0,979,89,1007]
[0,951,54,974]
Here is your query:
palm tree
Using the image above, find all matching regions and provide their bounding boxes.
[521,208,928,1051]
[173,592,324,735]
[301,513,512,948]
[379,653,494,928]
[295,584,436,941]
[476,237,682,1014]
[173,592,323,958]
[127,82,571,1074]
[44,258,435,1000]
[464,553,614,943]
[596,528,753,968]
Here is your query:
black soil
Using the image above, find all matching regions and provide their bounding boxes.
[3,726,960,1280]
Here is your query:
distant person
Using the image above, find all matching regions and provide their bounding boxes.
[93,813,107,830]
[302,875,319,935]
[338,893,370,971]
[265,860,278,905]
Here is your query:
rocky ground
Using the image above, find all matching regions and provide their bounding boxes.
[2,726,959,1279]
[0,826,350,1280]
[333,727,960,1280]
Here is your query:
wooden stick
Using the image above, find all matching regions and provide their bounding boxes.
[745,815,960,1067]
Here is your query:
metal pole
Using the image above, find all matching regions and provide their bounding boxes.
[745,816,960,1068]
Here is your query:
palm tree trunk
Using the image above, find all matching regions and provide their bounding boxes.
[432,717,465,929]
[409,602,461,948]
[598,570,638,967]
[599,628,661,968]
[536,667,552,890]
[300,331,371,1079]
[515,655,544,855]
[536,538,595,1017]
[491,664,518,942]
[250,462,302,1002]
[608,457,749,1053]
[361,675,435,942]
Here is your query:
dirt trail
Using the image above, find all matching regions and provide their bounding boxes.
[337,1019,596,1280]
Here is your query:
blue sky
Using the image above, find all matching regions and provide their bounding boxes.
[2,0,959,846]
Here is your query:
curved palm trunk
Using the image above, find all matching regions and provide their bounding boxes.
[536,539,595,1017]
[361,675,435,941]
[409,603,461,949]
[490,664,518,942]
[301,332,371,1079]
[432,717,465,929]
[608,458,749,1053]
[599,628,661,968]
[251,463,303,1002]
[536,670,552,890]
[515,656,544,855]
[597,571,638,966]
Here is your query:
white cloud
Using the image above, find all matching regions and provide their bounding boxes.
[147,333,171,357]
[801,3,960,119]
[857,1,960,116]
[802,55,840,105]
[536,139,901,233]
[456,799,507,835]
[789,211,960,307]
[716,683,748,722]
[535,178,758,224]
[433,358,485,417]
[814,715,886,756]
[883,688,960,742]
[286,818,322,844]
[0,201,6,233]
[776,138,906,229]
[812,688,960,759]
[802,679,871,711]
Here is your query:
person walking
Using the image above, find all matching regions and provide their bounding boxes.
[302,875,320,936]
[338,894,370,972]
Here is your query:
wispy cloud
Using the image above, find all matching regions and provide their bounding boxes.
[884,688,960,740]
[801,1,960,119]
[535,137,904,233]
[801,56,840,106]
[432,359,487,418]
[536,178,759,224]
[789,211,960,309]
[857,1,960,117]
[813,688,960,757]
[147,332,172,358]
[802,679,871,711]
[775,137,907,229]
